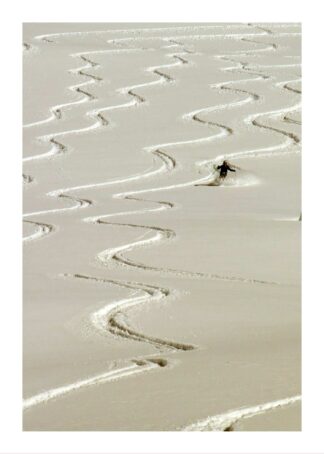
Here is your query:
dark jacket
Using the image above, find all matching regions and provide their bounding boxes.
[217,162,236,177]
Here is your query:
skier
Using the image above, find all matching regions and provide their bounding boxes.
[195,160,238,187]
[216,160,236,179]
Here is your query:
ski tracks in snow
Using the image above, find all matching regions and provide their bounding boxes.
[23,24,301,426]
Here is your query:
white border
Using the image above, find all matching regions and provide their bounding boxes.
[1,0,323,452]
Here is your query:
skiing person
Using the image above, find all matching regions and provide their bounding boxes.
[195,160,238,187]
[216,160,236,179]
